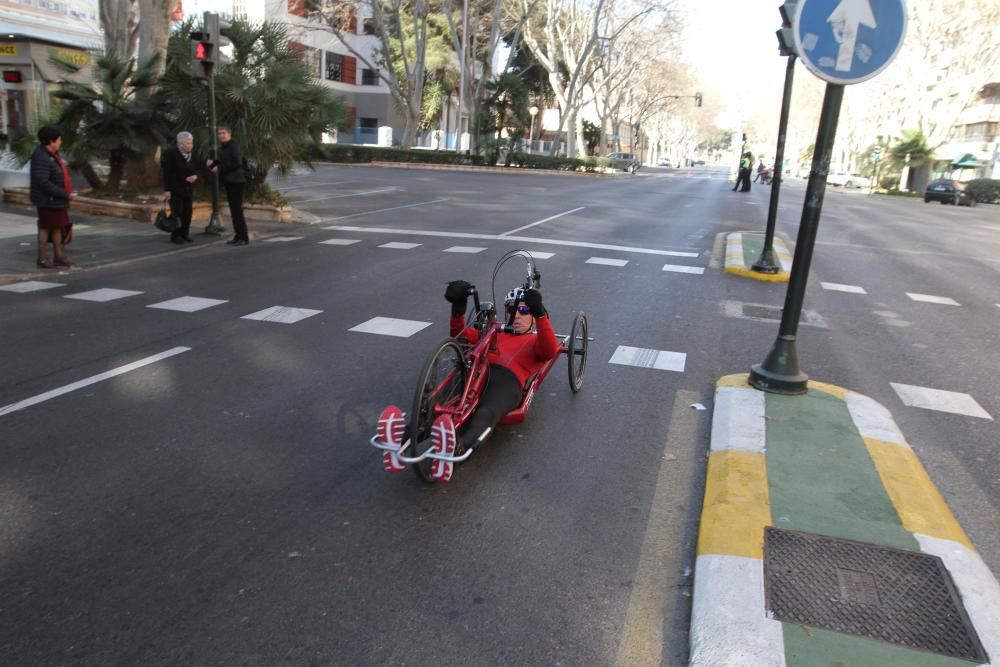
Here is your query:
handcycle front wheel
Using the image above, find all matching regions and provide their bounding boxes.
[568,311,588,393]
[410,338,468,484]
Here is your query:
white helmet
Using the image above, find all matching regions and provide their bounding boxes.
[504,287,526,305]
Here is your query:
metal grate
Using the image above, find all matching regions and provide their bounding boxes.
[764,528,988,662]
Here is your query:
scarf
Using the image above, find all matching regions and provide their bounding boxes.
[180,148,192,162]
[46,145,72,196]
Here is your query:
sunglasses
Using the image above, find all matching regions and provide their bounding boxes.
[506,304,531,315]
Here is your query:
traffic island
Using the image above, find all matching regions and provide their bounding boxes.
[724,232,792,283]
[690,374,1000,667]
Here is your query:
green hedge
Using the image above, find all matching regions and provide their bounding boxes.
[317,144,485,166]
[315,144,612,173]
[965,178,1000,204]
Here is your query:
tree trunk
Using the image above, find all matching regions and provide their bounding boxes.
[106,149,128,194]
[100,0,139,60]
[72,159,104,190]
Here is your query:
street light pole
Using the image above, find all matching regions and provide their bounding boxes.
[752,53,796,273]
[529,105,538,153]
[749,83,845,395]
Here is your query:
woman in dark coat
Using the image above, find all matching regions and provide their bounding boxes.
[161,131,198,243]
[30,126,76,268]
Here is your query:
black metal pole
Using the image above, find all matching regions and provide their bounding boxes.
[749,83,845,395]
[205,60,224,236]
[752,54,796,273]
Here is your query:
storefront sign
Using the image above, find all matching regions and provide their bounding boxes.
[0,44,18,57]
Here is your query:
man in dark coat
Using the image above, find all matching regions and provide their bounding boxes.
[30,126,76,268]
[161,131,198,243]
[206,125,249,246]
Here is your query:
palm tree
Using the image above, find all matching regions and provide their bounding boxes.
[51,53,171,194]
[161,19,346,189]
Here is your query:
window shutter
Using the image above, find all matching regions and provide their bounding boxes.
[347,106,357,127]
[343,55,357,85]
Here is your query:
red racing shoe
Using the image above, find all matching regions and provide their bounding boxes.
[376,405,406,473]
[430,414,457,482]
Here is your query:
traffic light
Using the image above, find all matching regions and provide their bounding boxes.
[776,1,799,56]
[190,31,214,79]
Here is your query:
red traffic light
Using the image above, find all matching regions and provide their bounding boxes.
[194,42,207,60]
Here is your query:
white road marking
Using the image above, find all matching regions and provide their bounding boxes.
[499,206,586,236]
[444,246,488,254]
[0,281,65,293]
[64,288,144,302]
[147,296,228,312]
[275,180,355,191]
[907,293,960,306]
[320,198,449,222]
[528,251,555,259]
[890,382,992,420]
[845,392,907,445]
[242,306,323,324]
[0,346,191,417]
[294,187,398,203]
[662,264,705,275]
[822,282,867,294]
[379,242,421,250]
[264,236,304,242]
[349,316,432,338]
[586,257,628,267]
[609,345,686,372]
[324,225,699,257]
[319,238,362,245]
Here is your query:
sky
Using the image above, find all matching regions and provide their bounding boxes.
[675,0,795,130]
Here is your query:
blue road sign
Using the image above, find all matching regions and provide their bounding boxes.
[793,0,907,85]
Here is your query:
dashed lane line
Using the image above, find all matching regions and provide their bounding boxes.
[662,264,704,275]
[0,346,191,417]
[241,306,323,324]
[379,242,421,250]
[349,317,432,338]
[609,345,686,372]
[906,293,961,306]
[821,282,867,294]
[587,257,629,267]
[0,281,65,293]
[323,225,701,258]
[147,297,228,313]
[64,288,144,302]
[890,382,992,420]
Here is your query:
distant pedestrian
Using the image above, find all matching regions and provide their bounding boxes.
[162,131,198,244]
[733,151,752,192]
[753,158,766,183]
[30,126,76,269]
[206,125,248,246]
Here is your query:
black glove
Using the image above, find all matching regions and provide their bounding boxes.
[523,288,546,317]
[445,280,472,317]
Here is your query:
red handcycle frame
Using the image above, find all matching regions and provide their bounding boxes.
[369,250,589,472]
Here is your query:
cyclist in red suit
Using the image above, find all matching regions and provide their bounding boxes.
[375,280,558,481]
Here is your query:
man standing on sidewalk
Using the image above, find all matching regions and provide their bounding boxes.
[207,125,249,246]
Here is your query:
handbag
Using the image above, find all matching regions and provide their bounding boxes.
[154,207,180,233]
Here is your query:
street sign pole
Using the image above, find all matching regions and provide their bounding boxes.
[203,11,225,236]
[752,53,796,274]
[750,83,844,394]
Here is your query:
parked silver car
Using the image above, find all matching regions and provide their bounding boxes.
[607,152,640,173]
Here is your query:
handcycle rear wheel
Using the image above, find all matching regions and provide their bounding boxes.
[568,311,588,393]
[410,338,468,484]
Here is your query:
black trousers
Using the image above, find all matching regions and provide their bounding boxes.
[169,194,193,238]
[459,364,523,448]
[225,182,248,241]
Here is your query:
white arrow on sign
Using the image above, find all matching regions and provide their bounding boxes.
[827,0,877,72]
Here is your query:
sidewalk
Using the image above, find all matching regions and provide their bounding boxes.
[0,203,297,284]
[690,374,999,666]
[724,232,793,283]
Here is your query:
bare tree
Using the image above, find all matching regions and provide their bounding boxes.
[301,0,430,147]
[137,0,178,79]
[100,0,139,60]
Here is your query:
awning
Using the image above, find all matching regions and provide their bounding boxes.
[950,153,984,169]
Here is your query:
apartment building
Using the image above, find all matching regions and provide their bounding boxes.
[937,81,1000,180]
[265,0,407,144]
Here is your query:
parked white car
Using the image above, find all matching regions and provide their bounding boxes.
[827,172,872,189]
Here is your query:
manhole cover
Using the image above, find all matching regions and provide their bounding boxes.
[764,528,987,662]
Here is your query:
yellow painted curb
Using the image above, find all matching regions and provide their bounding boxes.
[723,233,791,283]
[864,438,974,550]
[697,450,771,559]
[806,379,849,401]
[716,373,753,389]
[724,264,791,282]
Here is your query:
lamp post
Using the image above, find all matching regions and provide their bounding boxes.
[529,105,539,153]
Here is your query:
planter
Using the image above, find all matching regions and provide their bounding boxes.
[4,187,293,224]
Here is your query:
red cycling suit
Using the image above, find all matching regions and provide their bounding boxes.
[449,314,559,387]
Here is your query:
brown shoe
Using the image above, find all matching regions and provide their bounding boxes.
[37,258,56,269]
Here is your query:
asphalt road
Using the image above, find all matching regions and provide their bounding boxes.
[1,164,997,666]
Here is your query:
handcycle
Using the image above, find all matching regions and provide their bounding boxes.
[369,250,591,483]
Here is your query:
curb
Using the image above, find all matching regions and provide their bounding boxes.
[723,232,792,283]
[690,374,1000,667]
[326,160,618,178]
